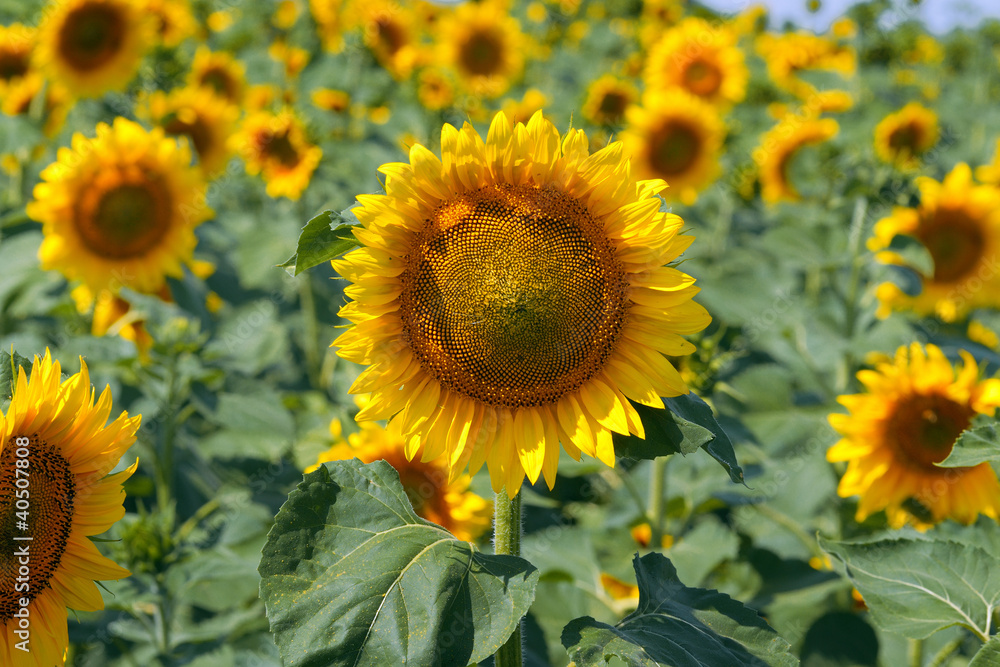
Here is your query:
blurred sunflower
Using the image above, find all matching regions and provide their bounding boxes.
[417,67,455,110]
[874,102,939,170]
[754,115,839,203]
[502,88,548,125]
[637,0,684,47]
[232,108,322,201]
[187,46,246,104]
[828,343,1000,529]
[644,18,747,109]
[35,0,153,98]
[310,0,348,52]
[437,0,526,98]
[0,351,139,666]
[0,23,35,102]
[582,75,638,126]
[308,418,492,541]
[143,0,196,48]
[142,86,239,178]
[869,163,1000,322]
[977,139,1000,184]
[333,111,710,496]
[621,90,725,205]
[267,41,311,80]
[755,31,856,97]
[72,285,157,360]
[27,118,212,295]
[348,0,423,80]
[311,87,351,112]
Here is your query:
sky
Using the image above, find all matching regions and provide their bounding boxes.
[698,0,1000,33]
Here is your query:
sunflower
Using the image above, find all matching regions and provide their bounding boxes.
[333,111,711,496]
[636,0,684,48]
[828,343,1000,529]
[977,139,1000,185]
[621,89,725,205]
[754,115,839,203]
[416,67,455,111]
[582,74,638,127]
[869,163,1000,322]
[310,0,348,52]
[874,102,939,170]
[0,350,139,666]
[755,31,856,97]
[307,418,492,541]
[72,285,157,360]
[347,0,423,80]
[141,86,239,178]
[501,88,548,125]
[436,0,526,98]
[0,24,36,103]
[231,108,322,201]
[26,118,212,296]
[143,0,196,48]
[643,18,748,109]
[311,87,351,112]
[34,0,152,99]
[0,69,73,138]
[187,46,245,104]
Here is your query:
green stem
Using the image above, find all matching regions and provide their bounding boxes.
[839,196,869,393]
[648,456,669,549]
[926,636,964,667]
[155,356,178,513]
[908,637,924,667]
[493,490,523,667]
[298,272,321,390]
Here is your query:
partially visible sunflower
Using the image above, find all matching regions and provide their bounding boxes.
[582,74,638,126]
[267,40,311,79]
[0,71,73,137]
[0,24,35,103]
[311,87,351,112]
[874,102,939,170]
[417,67,455,110]
[755,31,856,97]
[977,139,1000,185]
[0,350,139,666]
[436,0,526,98]
[869,163,1000,322]
[637,0,684,48]
[621,89,725,204]
[232,108,322,201]
[333,111,710,496]
[187,46,246,104]
[141,86,239,178]
[27,118,212,295]
[143,0,196,47]
[348,0,423,80]
[35,0,153,98]
[307,418,492,541]
[644,18,747,109]
[71,285,157,360]
[754,115,839,203]
[501,88,548,125]
[310,0,348,52]
[828,343,1000,529]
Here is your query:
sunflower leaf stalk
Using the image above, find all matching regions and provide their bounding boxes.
[493,489,523,667]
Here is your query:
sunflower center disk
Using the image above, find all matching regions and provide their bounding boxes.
[59,4,125,71]
[0,53,29,81]
[919,209,986,283]
[460,30,503,76]
[164,113,212,161]
[650,121,700,176]
[401,184,629,408]
[888,123,921,153]
[683,59,723,97]
[199,68,235,100]
[77,179,171,259]
[0,435,75,621]
[259,131,301,168]
[886,394,974,471]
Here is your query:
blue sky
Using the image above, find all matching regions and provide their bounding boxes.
[699,0,1000,33]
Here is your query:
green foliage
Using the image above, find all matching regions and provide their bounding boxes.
[0,348,32,400]
[561,553,797,667]
[258,460,538,667]
[939,418,1000,468]
[279,209,363,276]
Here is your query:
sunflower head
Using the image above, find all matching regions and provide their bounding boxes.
[27,118,212,296]
[308,418,492,541]
[0,350,139,666]
[0,23,35,95]
[232,108,322,201]
[582,75,638,127]
[622,89,725,204]
[829,343,1000,529]
[753,114,839,204]
[35,0,153,98]
[348,0,424,79]
[869,163,1000,322]
[755,31,856,97]
[417,67,455,111]
[310,0,348,52]
[142,85,240,178]
[874,102,939,170]
[188,46,246,104]
[437,0,526,98]
[143,0,196,47]
[333,111,710,496]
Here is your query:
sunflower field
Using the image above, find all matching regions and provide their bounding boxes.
[3,0,1000,665]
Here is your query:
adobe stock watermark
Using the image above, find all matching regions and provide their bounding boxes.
[10,435,33,653]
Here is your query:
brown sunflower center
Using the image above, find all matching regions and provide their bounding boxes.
[682,58,723,97]
[198,67,237,101]
[0,51,30,81]
[400,183,629,408]
[0,435,75,621]
[163,112,213,163]
[597,91,629,120]
[885,394,974,472]
[57,3,126,72]
[888,121,925,155]
[257,130,301,168]
[648,120,701,176]
[76,178,172,259]
[375,17,406,55]
[918,209,986,283]
[459,29,504,76]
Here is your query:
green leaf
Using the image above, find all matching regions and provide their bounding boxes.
[819,536,1000,641]
[938,420,1000,468]
[614,393,744,485]
[970,635,1000,667]
[561,552,798,667]
[886,233,935,277]
[258,459,538,667]
[279,209,362,276]
[0,349,32,401]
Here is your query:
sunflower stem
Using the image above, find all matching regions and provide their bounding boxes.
[155,354,179,513]
[908,638,924,667]
[494,489,523,667]
[840,196,869,392]
[648,456,669,549]
[927,636,964,667]
[298,268,322,390]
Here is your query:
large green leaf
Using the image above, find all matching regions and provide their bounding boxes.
[938,419,1000,468]
[279,209,362,276]
[258,459,538,667]
[970,635,1000,667]
[614,393,744,484]
[561,552,797,667]
[820,536,1000,641]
